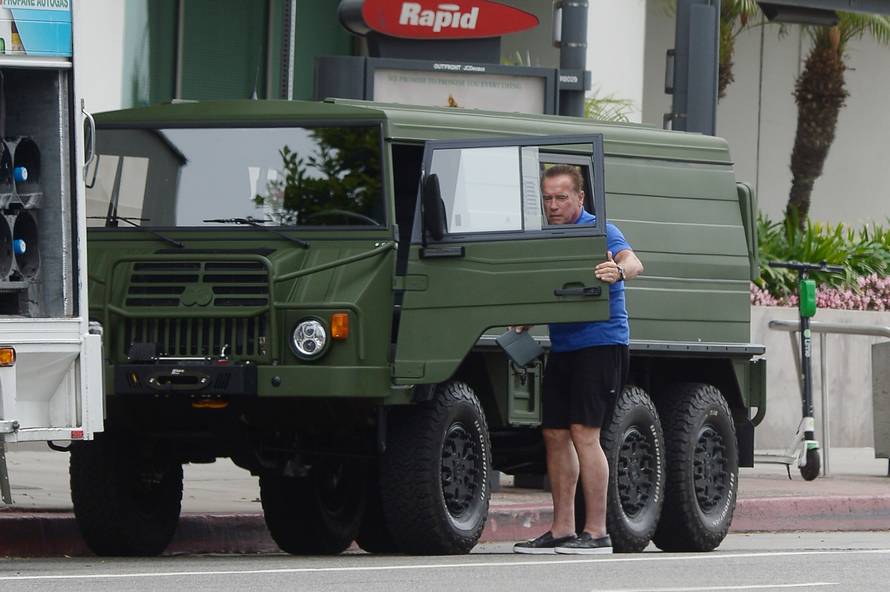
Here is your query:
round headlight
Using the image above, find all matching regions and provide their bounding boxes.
[291,318,328,359]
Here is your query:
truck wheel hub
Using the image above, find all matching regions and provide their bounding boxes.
[617,427,656,518]
[441,423,480,516]
[694,425,728,513]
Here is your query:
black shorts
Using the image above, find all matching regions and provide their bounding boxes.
[542,344,629,429]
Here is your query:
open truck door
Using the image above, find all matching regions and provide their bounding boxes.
[0,0,103,444]
[393,135,610,384]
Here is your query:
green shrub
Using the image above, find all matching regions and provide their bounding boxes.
[756,213,890,297]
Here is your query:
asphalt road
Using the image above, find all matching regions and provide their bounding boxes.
[1,532,889,592]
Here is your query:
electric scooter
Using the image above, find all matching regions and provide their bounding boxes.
[756,260,844,481]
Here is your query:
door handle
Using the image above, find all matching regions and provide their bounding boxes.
[554,285,602,297]
[81,99,97,180]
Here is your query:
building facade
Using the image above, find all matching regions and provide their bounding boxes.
[643,2,890,225]
[77,0,886,224]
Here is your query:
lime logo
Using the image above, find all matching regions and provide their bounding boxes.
[181,284,213,307]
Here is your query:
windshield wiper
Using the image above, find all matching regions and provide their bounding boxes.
[203,218,310,249]
[87,216,185,249]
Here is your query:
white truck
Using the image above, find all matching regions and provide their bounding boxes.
[0,1,102,501]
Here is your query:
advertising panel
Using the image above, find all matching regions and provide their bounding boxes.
[0,0,72,57]
[373,66,546,114]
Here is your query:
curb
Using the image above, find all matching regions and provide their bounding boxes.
[0,512,280,557]
[4,495,890,557]
[731,495,890,533]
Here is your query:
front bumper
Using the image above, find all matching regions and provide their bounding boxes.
[114,361,257,397]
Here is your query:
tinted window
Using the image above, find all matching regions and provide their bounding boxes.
[86,126,384,228]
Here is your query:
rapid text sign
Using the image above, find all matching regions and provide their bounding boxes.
[361,0,538,39]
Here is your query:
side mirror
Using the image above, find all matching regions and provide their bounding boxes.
[421,173,446,242]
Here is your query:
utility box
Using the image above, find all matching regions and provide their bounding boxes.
[872,341,890,458]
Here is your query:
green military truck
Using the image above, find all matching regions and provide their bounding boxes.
[73,99,765,556]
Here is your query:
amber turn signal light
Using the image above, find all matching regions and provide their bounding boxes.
[192,400,229,410]
[331,313,349,340]
[0,347,15,367]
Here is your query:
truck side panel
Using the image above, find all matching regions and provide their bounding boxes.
[606,157,751,344]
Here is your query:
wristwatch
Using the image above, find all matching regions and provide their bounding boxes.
[617,264,626,282]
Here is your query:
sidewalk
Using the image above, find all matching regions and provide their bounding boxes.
[2,444,889,556]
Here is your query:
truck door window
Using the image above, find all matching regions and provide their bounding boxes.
[422,135,605,244]
[426,144,600,237]
[430,146,523,233]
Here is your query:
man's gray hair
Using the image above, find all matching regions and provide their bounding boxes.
[542,164,583,193]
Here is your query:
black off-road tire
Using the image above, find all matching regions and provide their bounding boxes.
[260,461,365,555]
[70,435,183,556]
[381,381,491,555]
[653,383,739,552]
[355,468,399,553]
[574,386,665,552]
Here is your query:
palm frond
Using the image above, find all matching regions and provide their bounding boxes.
[849,13,890,45]
[805,13,890,48]
[583,91,635,123]
[734,0,761,18]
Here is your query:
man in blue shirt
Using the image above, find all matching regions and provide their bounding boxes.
[514,165,643,555]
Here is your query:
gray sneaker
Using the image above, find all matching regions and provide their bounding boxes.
[554,532,613,555]
[513,531,577,554]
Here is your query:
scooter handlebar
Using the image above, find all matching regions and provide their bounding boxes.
[768,260,845,274]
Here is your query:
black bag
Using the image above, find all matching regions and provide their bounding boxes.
[495,330,544,367]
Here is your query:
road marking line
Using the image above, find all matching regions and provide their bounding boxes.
[593,583,837,592]
[0,549,887,582]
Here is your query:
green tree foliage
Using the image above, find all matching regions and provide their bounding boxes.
[757,212,890,297]
[583,91,634,123]
[254,127,382,225]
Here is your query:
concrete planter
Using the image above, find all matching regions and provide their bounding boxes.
[751,306,890,450]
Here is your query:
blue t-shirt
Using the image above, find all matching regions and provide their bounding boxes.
[548,210,631,351]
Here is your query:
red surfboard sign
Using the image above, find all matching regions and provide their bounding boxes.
[360,0,539,40]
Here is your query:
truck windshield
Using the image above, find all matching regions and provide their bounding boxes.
[85,125,384,228]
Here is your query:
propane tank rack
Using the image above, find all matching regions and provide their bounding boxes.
[0,136,42,312]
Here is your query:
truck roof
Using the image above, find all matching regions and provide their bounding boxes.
[96,98,732,165]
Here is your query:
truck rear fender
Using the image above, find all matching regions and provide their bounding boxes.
[641,357,745,414]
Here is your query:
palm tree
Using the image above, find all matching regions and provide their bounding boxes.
[718,0,761,99]
[785,14,890,227]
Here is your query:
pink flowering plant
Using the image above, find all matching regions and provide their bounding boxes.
[753,214,890,310]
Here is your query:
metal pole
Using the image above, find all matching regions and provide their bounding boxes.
[0,441,12,504]
[668,0,720,134]
[820,333,831,476]
[558,0,589,117]
[800,316,815,422]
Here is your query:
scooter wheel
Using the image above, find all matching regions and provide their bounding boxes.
[799,448,821,481]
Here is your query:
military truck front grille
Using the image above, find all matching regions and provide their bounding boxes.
[123,315,269,358]
[125,261,269,308]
